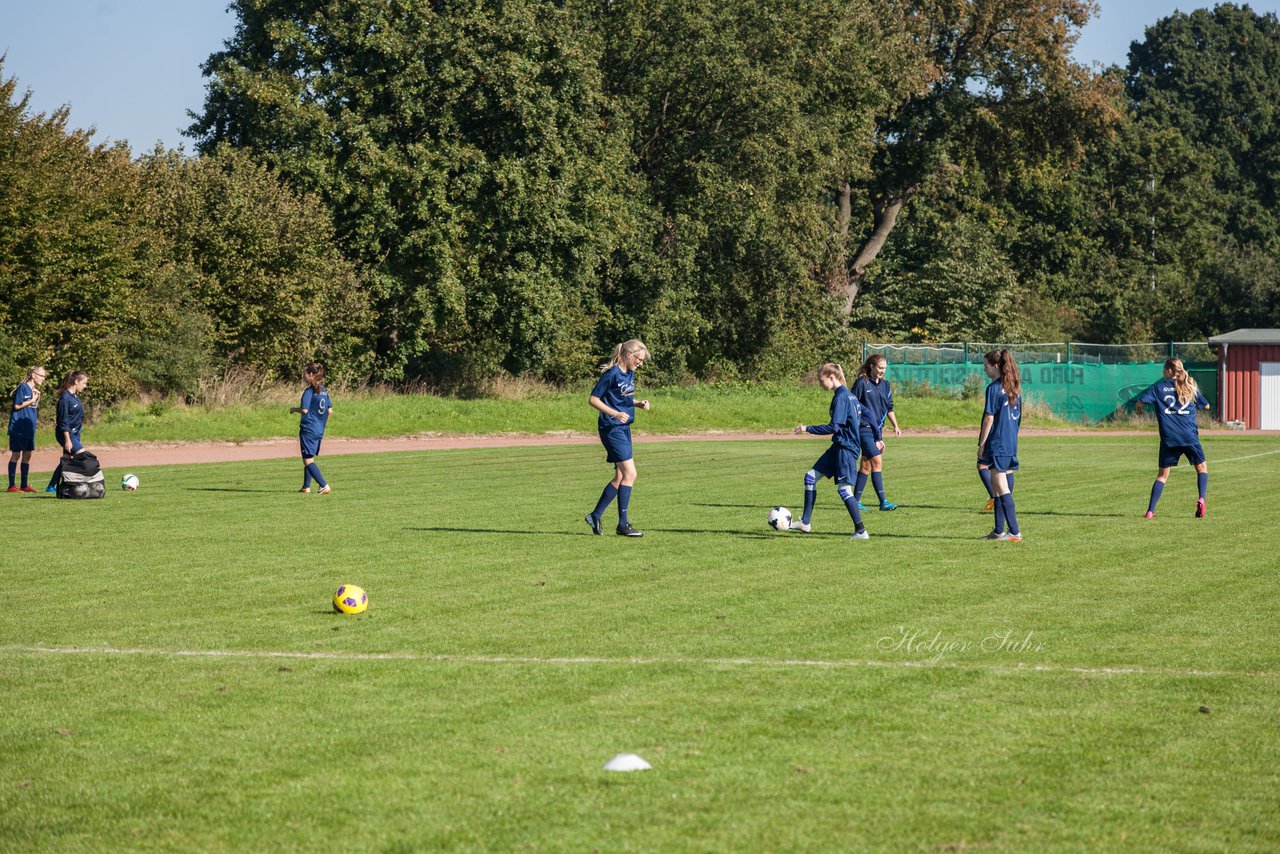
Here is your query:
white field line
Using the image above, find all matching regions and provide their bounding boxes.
[1,644,1274,680]
[1213,448,1280,464]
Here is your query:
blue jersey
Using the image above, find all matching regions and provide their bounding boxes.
[8,383,36,433]
[806,385,861,451]
[1139,381,1208,447]
[299,387,332,437]
[56,391,84,435]
[852,376,893,440]
[982,381,1021,458]
[591,366,636,429]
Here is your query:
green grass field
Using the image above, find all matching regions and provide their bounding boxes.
[3,435,1278,851]
[85,385,1076,445]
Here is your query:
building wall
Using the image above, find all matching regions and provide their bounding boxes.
[1220,344,1280,428]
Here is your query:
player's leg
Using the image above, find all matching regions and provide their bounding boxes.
[1192,445,1208,517]
[615,457,641,536]
[992,469,1020,539]
[6,449,17,491]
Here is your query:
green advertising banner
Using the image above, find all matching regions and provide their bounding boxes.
[885,362,1217,423]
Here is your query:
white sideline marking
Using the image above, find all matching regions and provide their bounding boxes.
[1,645,1273,680]
[1214,448,1280,464]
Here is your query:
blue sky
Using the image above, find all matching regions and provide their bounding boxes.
[2,1,1278,152]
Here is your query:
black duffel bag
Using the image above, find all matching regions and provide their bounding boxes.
[57,451,105,499]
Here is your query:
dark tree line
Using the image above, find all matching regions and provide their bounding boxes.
[2,2,1278,404]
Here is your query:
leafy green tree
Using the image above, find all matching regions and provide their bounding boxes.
[138,145,371,385]
[190,0,646,383]
[836,0,1122,314]
[0,66,162,403]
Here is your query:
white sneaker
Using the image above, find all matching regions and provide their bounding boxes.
[791,521,811,533]
[851,529,870,540]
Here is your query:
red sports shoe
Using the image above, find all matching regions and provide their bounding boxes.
[20,486,36,493]
[1195,498,1206,518]
[5,486,17,493]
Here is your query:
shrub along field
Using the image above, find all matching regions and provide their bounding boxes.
[2,434,1277,850]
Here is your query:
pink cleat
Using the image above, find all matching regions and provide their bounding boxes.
[1144,511,1154,519]
[1195,498,1205,518]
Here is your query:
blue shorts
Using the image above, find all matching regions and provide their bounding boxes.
[812,444,860,485]
[979,447,1018,473]
[1159,441,1205,468]
[8,424,35,452]
[858,427,882,459]
[300,433,323,459]
[55,429,83,454]
[599,425,633,464]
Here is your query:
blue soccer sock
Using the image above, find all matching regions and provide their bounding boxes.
[617,485,632,527]
[20,463,29,488]
[305,462,327,488]
[1006,472,1014,493]
[801,470,818,524]
[853,470,868,502]
[993,494,1006,534]
[46,463,62,491]
[1197,472,1208,500]
[871,471,886,504]
[1147,480,1164,513]
[1000,492,1019,535]
[302,466,312,489]
[6,461,14,488]
[979,467,994,498]
[837,483,865,532]
[592,483,618,520]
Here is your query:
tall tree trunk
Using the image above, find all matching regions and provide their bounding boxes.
[840,184,919,315]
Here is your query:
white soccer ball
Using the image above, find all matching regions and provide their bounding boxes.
[767,506,792,531]
[121,474,139,491]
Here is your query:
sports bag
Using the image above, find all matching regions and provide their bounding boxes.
[57,451,105,499]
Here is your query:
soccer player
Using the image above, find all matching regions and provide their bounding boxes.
[290,363,333,494]
[584,339,650,537]
[45,371,89,494]
[7,366,47,492]
[1135,357,1211,519]
[7,368,46,494]
[791,363,869,540]
[851,354,902,511]
[977,350,1022,541]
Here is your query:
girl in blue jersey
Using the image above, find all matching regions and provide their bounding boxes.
[790,363,869,539]
[584,340,650,537]
[977,350,1022,541]
[1135,358,1210,519]
[851,354,902,511]
[290,363,334,494]
[7,366,47,492]
[44,371,89,493]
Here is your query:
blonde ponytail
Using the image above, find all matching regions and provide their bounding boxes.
[1165,358,1199,406]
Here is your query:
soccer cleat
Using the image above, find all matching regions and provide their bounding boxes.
[980,531,1003,540]
[791,521,812,533]
[318,485,331,495]
[20,486,36,493]
[45,486,57,493]
[855,500,868,511]
[851,529,870,540]
[298,487,311,493]
[879,501,898,511]
[983,497,996,512]
[1144,510,1155,519]
[1195,498,1206,518]
[999,532,1023,542]
[616,524,644,537]
[6,486,17,493]
[584,513,603,535]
